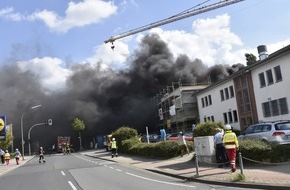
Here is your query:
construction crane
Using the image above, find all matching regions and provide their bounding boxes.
[104,0,245,48]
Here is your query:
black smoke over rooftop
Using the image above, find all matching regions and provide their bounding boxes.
[0,33,244,150]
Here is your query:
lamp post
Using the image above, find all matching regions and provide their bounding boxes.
[21,104,41,160]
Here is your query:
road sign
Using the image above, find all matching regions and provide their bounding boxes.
[0,115,6,137]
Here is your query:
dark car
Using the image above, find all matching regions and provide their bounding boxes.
[140,134,160,143]
[166,132,193,141]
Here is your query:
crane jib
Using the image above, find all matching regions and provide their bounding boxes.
[104,0,245,44]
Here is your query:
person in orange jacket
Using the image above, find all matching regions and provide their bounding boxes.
[4,150,10,165]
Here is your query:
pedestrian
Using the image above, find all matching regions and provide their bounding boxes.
[223,124,239,173]
[214,128,228,168]
[4,150,10,165]
[39,147,46,163]
[111,138,118,158]
[14,148,21,165]
[178,131,189,157]
[160,127,166,141]
[0,149,5,164]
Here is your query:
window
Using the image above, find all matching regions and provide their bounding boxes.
[204,116,207,122]
[254,125,263,133]
[208,95,212,105]
[274,65,282,82]
[220,90,224,101]
[244,90,251,112]
[241,77,247,86]
[228,111,233,123]
[211,116,215,122]
[262,102,271,117]
[205,96,208,106]
[233,110,238,122]
[229,86,234,98]
[201,98,205,107]
[223,112,228,124]
[259,72,266,87]
[237,91,244,114]
[279,98,289,115]
[225,88,229,99]
[270,100,279,116]
[244,125,254,135]
[263,125,271,132]
[266,69,274,85]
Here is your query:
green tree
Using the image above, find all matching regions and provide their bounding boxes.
[0,128,13,151]
[71,117,85,151]
[245,53,257,65]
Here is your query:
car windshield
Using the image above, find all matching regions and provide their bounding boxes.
[275,122,290,130]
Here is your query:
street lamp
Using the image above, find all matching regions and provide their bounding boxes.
[21,104,41,160]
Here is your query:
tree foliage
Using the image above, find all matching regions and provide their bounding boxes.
[245,53,257,65]
[193,121,224,137]
[0,128,13,150]
[71,117,85,132]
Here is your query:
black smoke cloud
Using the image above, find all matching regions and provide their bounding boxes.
[0,33,244,151]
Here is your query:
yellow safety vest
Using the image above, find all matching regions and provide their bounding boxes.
[4,153,10,160]
[223,131,239,149]
[111,141,117,149]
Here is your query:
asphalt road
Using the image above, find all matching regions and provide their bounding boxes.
[0,153,260,190]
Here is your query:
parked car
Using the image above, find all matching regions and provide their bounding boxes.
[166,132,193,141]
[238,120,290,145]
[140,134,160,143]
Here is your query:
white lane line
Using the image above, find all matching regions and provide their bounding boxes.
[126,172,196,188]
[116,169,122,172]
[68,181,77,190]
[61,171,66,176]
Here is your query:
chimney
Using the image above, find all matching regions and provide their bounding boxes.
[257,45,268,60]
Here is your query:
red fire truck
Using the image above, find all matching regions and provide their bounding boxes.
[56,136,71,153]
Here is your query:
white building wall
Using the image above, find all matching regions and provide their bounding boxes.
[251,53,290,121]
[197,80,240,130]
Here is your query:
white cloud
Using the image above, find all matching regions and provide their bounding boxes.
[17,57,72,91]
[0,7,23,21]
[141,14,244,66]
[85,40,130,70]
[31,0,118,33]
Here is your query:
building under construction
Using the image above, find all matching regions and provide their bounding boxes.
[154,81,209,133]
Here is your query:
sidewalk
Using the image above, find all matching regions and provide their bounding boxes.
[82,149,290,190]
[0,156,34,176]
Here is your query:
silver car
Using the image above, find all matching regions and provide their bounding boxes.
[238,121,290,145]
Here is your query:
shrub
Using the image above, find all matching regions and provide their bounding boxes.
[112,126,138,153]
[239,139,272,162]
[193,121,224,137]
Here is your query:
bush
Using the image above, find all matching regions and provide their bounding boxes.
[239,139,272,163]
[270,144,290,162]
[193,122,224,137]
[112,126,138,153]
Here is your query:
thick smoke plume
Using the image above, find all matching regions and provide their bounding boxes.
[0,33,244,151]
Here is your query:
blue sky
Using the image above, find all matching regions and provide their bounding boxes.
[0,0,290,91]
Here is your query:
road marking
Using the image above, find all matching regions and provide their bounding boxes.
[116,169,122,172]
[126,172,196,188]
[68,181,77,190]
[61,171,66,176]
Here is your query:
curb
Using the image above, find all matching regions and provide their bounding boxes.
[146,169,290,190]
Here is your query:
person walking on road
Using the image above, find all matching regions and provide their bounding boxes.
[223,124,239,172]
[178,131,189,157]
[39,147,46,163]
[0,149,5,164]
[4,150,10,165]
[111,138,118,158]
[214,128,228,168]
[14,148,21,165]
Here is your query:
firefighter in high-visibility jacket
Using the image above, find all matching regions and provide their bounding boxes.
[111,138,118,158]
[223,124,239,172]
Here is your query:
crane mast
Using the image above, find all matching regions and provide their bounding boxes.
[104,0,244,44]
